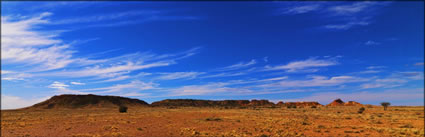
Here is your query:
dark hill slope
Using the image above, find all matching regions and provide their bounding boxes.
[28,94,149,109]
[151,99,275,107]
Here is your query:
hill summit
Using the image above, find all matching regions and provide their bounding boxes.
[327,98,363,106]
[29,94,149,109]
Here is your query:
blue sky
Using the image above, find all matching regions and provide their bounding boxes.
[1,1,424,109]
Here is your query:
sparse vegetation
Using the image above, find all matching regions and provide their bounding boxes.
[205,117,222,121]
[400,124,414,128]
[1,102,423,137]
[119,106,128,113]
[287,105,296,109]
[358,107,366,114]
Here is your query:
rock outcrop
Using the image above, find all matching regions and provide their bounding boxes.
[327,99,363,106]
[151,99,274,107]
[344,101,363,106]
[327,98,345,106]
[283,102,323,107]
[29,94,149,109]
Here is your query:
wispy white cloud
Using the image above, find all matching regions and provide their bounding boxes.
[201,72,246,79]
[44,61,172,78]
[96,76,131,83]
[82,80,158,94]
[1,12,109,72]
[47,81,69,89]
[202,67,257,78]
[396,71,424,80]
[264,57,338,73]
[166,76,289,96]
[51,10,161,25]
[169,82,253,96]
[70,82,85,85]
[365,40,380,45]
[357,70,381,74]
[120,92,150,97]
[263,57,269,62]
[327,2,383,16]
[277,2,389,30]
[261,75,369,88]
[414,62,424,66]
[156,72,205,80]
[2,12,73,71]
[281,4,321,14]
[84,16,200,28]
[217,59,257,71]
[1,70,15,75]
[361,78,407,89]
[367,66,386,70]
[324,21,369,30]
[35,47,200,82]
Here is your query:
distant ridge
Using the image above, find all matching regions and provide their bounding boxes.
[24,94,365,109]
[327,99,363,106]
[150,99,275,107]
[28,94,149,109]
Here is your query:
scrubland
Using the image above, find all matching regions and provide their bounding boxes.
[1,106,423,137]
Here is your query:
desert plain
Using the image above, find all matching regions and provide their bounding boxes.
[1,105,424,137]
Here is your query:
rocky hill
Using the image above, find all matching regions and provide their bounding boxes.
[151,99,274,107]
[28,94,149,109]
[327,99,364,106]
[24,94,364,109]
[279,101,323,107]
[344,101,363,106]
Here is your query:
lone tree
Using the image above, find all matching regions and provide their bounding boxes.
[380,102,391,110]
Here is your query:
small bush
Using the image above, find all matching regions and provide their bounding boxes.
[358,107,365,114]
[400,124,414,128]
[311,106,317,108]
[205,117,222,121]
[119,106,128,113]
[287,105,296,109]
[259,134,269,137]
[344,130,354,133]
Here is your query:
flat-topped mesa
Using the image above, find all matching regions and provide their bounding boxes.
[278,101,323,107]
[151,99,273,107]
[28,94,149,109]
[249,99,275,107]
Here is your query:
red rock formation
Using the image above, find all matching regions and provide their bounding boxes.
[276,101,284,106]
[29,94,149,109]
[283,102,323,107]
[249,99,275,106]
[344,101,363,106]
[151,99,274,107]
[327,98,345,106]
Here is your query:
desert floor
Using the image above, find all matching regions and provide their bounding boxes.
[1,106,424,137]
